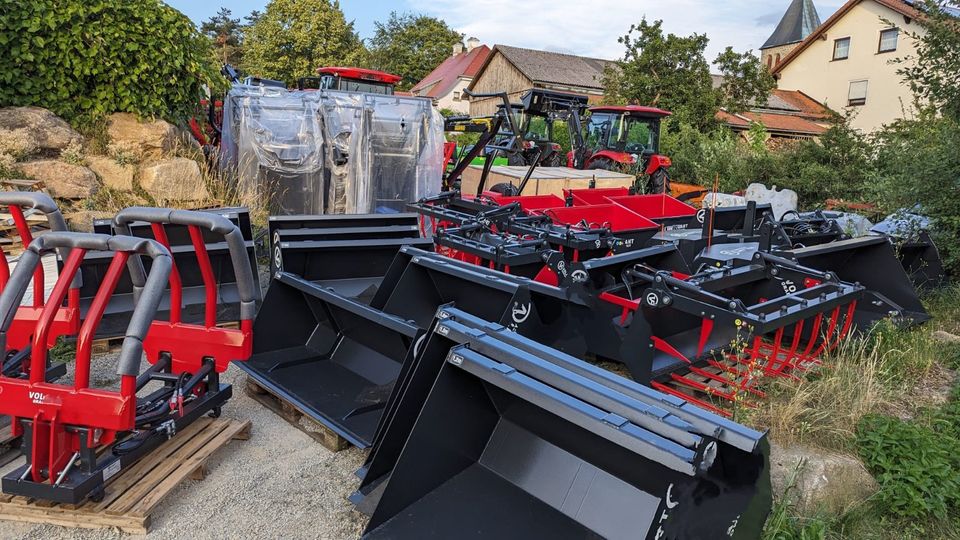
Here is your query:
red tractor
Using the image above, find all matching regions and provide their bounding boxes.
[305,67,402,95]
[569,105,674,194]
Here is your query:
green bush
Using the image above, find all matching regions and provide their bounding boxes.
[871,114,960,274]
[856,408,960,521]
[661,120,873,204]
[0,0,220,124]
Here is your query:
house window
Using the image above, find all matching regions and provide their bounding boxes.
[848,80,868,106]
[879,28,899,53]
[453,91,461,101]
[775,53,781,65]
[833,37,851,60]
[766,55,773,69]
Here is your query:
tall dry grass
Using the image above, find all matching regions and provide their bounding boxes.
[745,322,942,452]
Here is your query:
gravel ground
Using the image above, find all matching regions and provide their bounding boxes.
[0,351,369,539]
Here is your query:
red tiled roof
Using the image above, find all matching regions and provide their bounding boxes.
[773,0,922,75]
[769,89,835,119]
[411,45,492,99]
[717,110,830,136]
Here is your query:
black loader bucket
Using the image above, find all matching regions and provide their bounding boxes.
[79,207,260,337]
[242,249,540,447]
[358,307,771,539]
[787,236,929,325]
[269,213,432,302]
[891,231,945,290]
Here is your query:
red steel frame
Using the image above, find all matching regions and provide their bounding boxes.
[0,215,255,485]
[1,248,135,482]
[140,222,253,375]
[0,205,80,352]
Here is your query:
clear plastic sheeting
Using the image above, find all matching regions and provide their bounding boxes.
[221,83,443,215]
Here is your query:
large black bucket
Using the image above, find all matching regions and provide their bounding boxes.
[358,307,772,539]
[79,207,260,337]
[242,252,538,447]
[268,213,432,301]
[893,231,945,290]
[787,236,929,325]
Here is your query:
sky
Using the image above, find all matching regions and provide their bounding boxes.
[166,0,847,62]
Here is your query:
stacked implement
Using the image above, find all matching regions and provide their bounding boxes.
[78,207,261,338]
[0,207,256,506]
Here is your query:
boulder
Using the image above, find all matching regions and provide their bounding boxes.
[0,107,83,156]
[17,160,98,199]
[139,158,209,203]
[106,113,177,161]
[63,210,116,232]
[86,155,135,191]
[769,443,878,514]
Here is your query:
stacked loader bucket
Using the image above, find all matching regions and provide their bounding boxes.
[268,213,432,302]
[356,308,771,539]
[786,236,930,325]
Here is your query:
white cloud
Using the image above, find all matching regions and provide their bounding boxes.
[408,0,845,63]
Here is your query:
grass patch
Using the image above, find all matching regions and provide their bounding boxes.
[755,285,960,538]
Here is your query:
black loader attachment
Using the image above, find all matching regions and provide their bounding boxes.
[268,213,432,302]
[356,307,772,539]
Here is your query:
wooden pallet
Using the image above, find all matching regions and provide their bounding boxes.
[0,417,251,534]
[0,210,50,257]
[245,377,349,452]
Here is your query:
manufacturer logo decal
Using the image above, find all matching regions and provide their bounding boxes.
[512,302,531,324]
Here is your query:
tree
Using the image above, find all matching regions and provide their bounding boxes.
[602,19,775,129]
[714,48,776,113]
[201,8,244,65]
[369,12,463,90]
[897,0,960,121]
[242,0,367,86]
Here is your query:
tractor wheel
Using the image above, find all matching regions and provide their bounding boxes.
[542,152,563,167]
[489,183,520,196]
[648,168,672,195]
[506,153,528,167]
[587,157,620,172]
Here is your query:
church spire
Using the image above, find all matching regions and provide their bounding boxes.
[762,0,822,50]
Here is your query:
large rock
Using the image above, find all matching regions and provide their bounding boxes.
[86,155,134,191]
[107,113,178,161]
[17,159,98,199]
[769,443,878,514]
[63,210,116,232]
[0,107,82,157]
[139,158,209,203]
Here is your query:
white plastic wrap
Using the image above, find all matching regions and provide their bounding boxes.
[221,83,443,215]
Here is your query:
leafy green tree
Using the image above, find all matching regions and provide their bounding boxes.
[201,7,244,65]
[0,0,220,124]
[242,0,367,86]
[897,0,960,121]
[603,19,775,129]
[369,12,463,90]
[714,47,776,113]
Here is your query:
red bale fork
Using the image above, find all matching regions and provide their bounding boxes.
[0,208,257,504]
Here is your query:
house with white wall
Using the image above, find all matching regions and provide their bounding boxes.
[771,0,926,132]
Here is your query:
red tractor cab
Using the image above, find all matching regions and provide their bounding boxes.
[574,105,673,193]
[310,67,402,95]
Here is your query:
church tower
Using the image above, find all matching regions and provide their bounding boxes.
[760,0,822,70]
